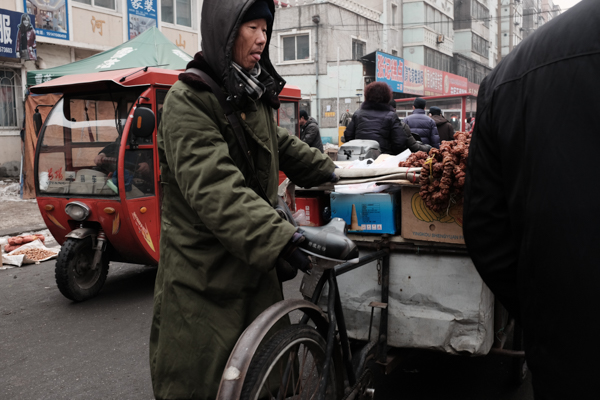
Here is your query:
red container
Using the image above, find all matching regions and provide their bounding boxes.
[295,194,329,227]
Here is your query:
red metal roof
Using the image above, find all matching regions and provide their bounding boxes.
[30,67,181,94]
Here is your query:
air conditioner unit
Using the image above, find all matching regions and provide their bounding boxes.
[436,34,445,44]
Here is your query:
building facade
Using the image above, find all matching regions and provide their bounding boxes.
[0,0,200,171]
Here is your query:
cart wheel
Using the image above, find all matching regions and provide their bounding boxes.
[240,325,341,400]
[512,324,529,385]
[55,237,109,302]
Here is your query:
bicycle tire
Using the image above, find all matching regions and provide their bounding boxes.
[240,324,340,400]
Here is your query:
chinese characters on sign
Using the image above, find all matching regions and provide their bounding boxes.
[374,51,477,98]
[376,51,404,93]
[24,0,69,41]
[128,0,157,40]
[404,60,424,96]
[0,9,37,60]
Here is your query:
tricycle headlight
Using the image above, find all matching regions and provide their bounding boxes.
[65,201,90,221]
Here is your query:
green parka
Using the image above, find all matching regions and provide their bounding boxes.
[149,1,336,399]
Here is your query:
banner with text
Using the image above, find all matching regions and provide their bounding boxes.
[128,0,157,40]
[424,66,443,96]
[24,0,69,41]
[468,81,480,97]
[0,8,37,60]
[403,60,424,96]
[443,72,468,95]
[376,51,404,93]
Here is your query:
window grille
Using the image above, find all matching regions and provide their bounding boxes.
[73,0,116,10]
[0,69,22,129]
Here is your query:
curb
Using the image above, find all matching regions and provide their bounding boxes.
[0,224,48,238]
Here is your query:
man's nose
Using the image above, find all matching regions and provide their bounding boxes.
[257,31,267,45]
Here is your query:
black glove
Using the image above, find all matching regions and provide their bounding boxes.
[275,231,312,282]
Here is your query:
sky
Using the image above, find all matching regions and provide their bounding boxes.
[553,0,582,11]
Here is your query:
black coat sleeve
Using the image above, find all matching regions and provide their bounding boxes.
[389,115,408,155]
[463,81,521,321]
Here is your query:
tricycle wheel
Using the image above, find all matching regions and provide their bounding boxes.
[512,323,529,385]
[55,237,108,302]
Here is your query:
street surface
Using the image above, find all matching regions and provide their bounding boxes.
[0,260,533,399]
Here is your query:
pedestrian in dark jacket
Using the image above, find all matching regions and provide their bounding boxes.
[390,100,432,153]
[149,0,336,398]
[344,82,427,155]
[299,109,324,152]
[404,97,440,148]
[429,106,455,142]
[464,2,600,398]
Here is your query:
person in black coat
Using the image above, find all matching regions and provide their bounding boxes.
[344,82,430,155]
[429,106,455,142]
[463,2,600,398]
[299,109,324,152]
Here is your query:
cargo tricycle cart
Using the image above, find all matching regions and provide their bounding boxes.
[216,172,527,399]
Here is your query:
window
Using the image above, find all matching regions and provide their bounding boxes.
[472,33,489,57]
[352,39,365,60]
[282,34,310,62]
[472,0,490,28]
[391,4,397,27]
[425,5,453,38]
[73,0,116,10]
[162,0,192,27]
[0,69,22,129]
[425,48,452,73]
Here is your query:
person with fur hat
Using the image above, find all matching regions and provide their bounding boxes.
[403,97,440,148]
[429,106,455,142]
[149,0,336,398]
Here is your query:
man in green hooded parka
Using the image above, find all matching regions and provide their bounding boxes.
[149,0,336,398]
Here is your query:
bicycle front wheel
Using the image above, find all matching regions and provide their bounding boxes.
[240,324,340,400]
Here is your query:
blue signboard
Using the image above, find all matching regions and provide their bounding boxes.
[24,0,69,41]
[0,8,37,60]
[128,0,157,40]
[375,51,404,93]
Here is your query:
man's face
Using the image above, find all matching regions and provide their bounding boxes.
[299,117,307,127]
[233,19,268,71]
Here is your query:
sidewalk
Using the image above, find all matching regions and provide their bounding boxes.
[0,179,57,251]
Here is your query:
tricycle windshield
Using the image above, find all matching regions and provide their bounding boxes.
[36,89,145,196]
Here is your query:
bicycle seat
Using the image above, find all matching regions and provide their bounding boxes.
[299,218,359,263]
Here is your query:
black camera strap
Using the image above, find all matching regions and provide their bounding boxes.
[185,68,271,206]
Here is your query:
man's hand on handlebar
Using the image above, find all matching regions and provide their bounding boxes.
[276,230,312,282]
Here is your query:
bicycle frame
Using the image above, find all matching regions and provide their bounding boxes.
[301,249,390,400]
[216,249,390,400]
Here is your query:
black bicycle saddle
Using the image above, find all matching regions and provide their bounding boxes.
[299,218,359,263]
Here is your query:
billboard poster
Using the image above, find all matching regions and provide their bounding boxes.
[403,60,424,96]
[443,72,468,95]
[424,67,443,96]
[128,0,157,40]
[0,9,37,60]
[24,0,69,41]
[376,51,404,93]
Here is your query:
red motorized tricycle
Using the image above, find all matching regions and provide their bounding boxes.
[30,67,302,301]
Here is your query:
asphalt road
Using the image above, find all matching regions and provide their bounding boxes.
[0,260,533,400]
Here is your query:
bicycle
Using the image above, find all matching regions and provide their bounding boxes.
[216,217,391,400]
